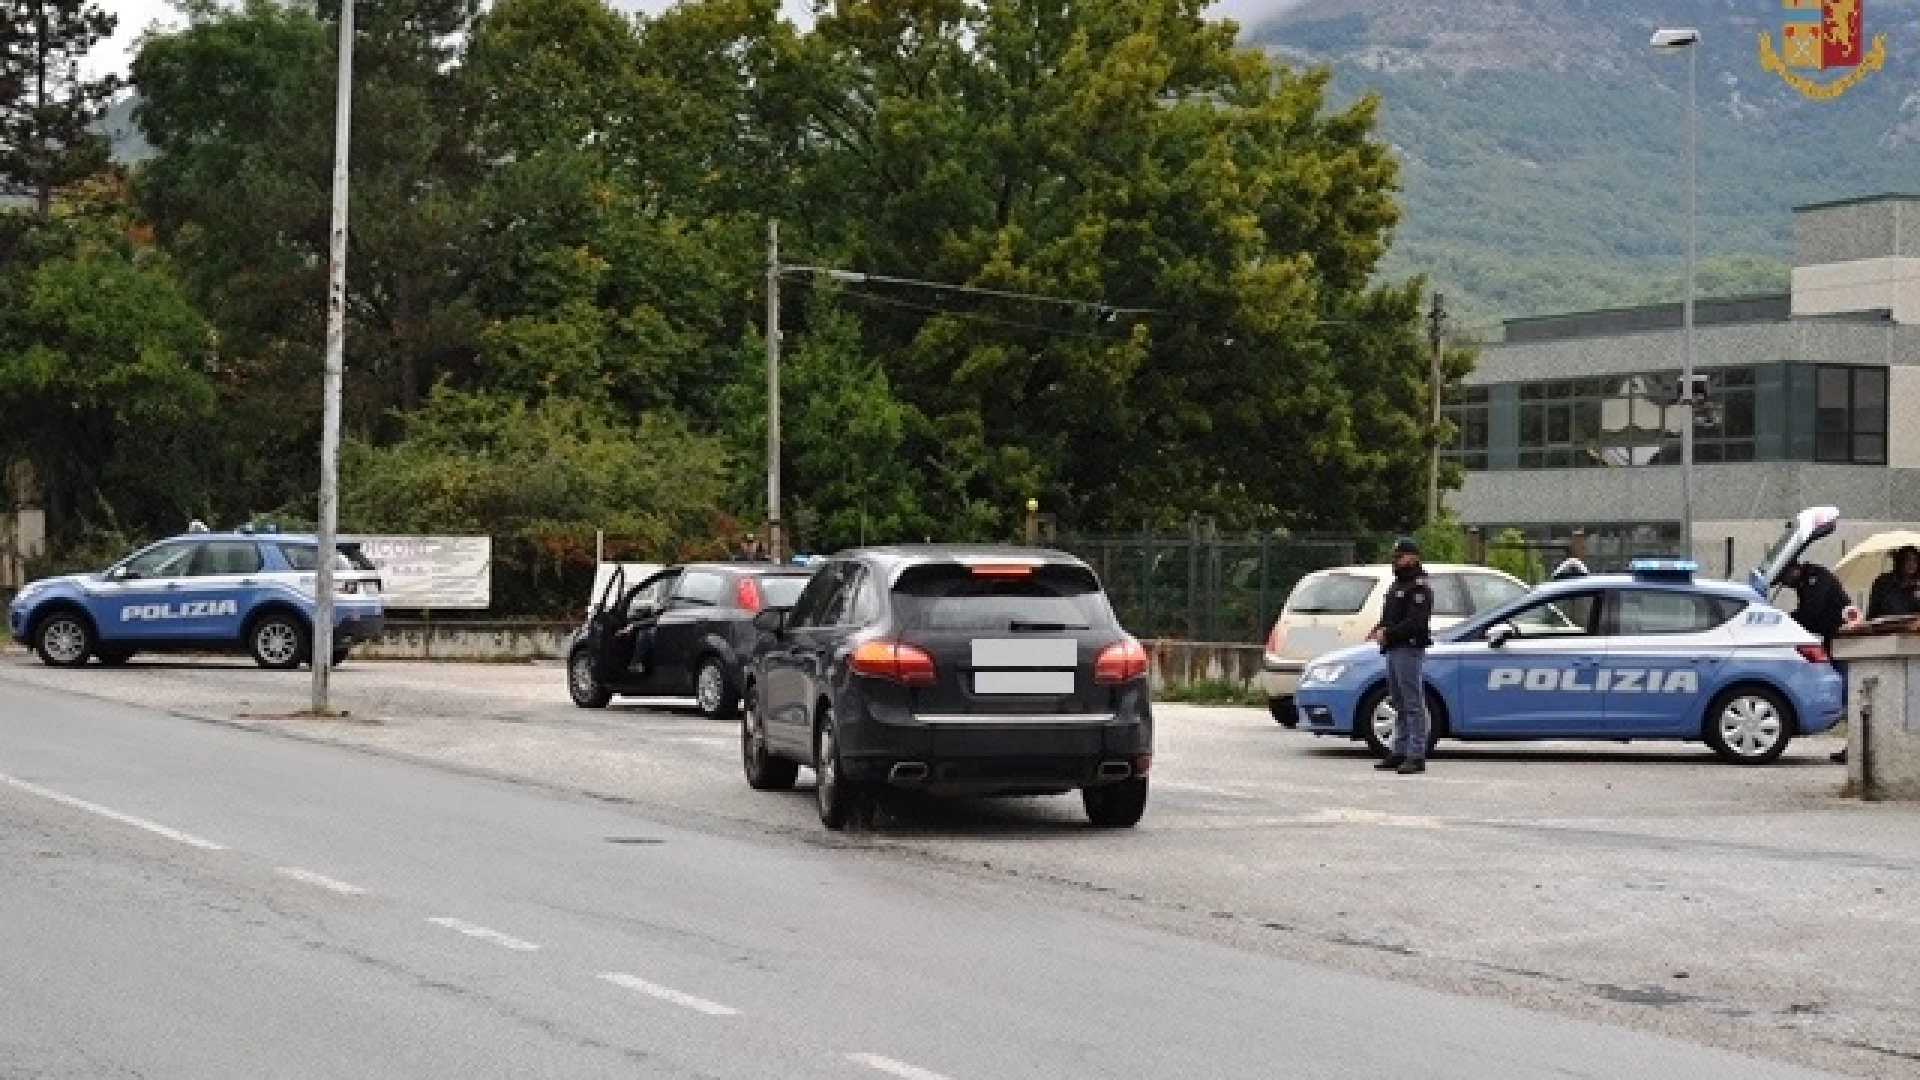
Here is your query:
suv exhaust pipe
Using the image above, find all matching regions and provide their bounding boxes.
[1096,760,1133,780]
[889,762,930,784]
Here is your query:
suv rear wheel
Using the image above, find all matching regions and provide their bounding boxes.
[814,708,869,830]
[694,655,740,719]
[34,609,93,668]
[1083,776,1148,828]
[249,612,308,670]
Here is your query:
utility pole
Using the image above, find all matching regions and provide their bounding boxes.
[765,220,783,563]
[312,0,354,713]
[1426,292,1447,525]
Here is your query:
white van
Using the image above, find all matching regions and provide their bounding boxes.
[1259,563,1529,724]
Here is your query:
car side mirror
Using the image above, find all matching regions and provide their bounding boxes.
[107,566,136,582]
[753,608,788,636]
[1487,623,1516,649]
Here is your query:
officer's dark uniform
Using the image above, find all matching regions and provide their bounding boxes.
[1375,540,1433,774]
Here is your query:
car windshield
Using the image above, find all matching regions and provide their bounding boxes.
[891,565,1111,633]
[1286,573,1375,615]
[757,575,810,608]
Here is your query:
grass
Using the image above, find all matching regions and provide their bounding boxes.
[1156,678,1266,708]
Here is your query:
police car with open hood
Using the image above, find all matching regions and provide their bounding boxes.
[7,525,385,670]
[1291,508,1845,765]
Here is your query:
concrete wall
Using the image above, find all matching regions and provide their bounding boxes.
[1832,634,1920,801]
[356,622,1270,693]
[358,620,577,662]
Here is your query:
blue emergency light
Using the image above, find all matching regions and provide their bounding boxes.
[1630,558,1697,580]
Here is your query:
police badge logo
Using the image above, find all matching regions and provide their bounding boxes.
[1758,0,1886,100]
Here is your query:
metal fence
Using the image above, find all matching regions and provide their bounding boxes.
[1058,530,1399,645]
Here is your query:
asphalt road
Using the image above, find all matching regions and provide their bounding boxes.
[0,674,1861,1080]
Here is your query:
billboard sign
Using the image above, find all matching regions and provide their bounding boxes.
[346,535,492,610]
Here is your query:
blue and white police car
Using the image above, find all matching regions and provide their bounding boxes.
[7,527,385,670]
[1292,508,1846,765]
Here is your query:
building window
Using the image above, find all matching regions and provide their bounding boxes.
[1815,365,1888,465]
[1440,386,1489,470]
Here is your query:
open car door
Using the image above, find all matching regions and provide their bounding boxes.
[585,565,629,684]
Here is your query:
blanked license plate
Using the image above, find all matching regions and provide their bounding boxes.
[971,638,1077,668]
[974,669,1076,695]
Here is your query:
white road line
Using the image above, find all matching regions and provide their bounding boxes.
[275,866,366,895]
[427,917,540,952]
[597,972,739,1017]
[848,1053,954,1080]
[0,771,226,851]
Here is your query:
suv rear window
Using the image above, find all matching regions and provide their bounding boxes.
[891,564,1112,633]
[1286,573,1375,616]
[277,544,357,572]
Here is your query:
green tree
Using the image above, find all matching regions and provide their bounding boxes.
[0,220,217,551]
[1485,527,1544,585]
[0,0,120,218]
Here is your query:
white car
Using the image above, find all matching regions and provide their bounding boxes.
[1259,563,1530,724]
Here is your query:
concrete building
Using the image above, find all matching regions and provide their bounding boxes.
[1444,193,1920,579]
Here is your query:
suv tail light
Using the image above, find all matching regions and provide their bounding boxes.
[1796,644,1829,663]
[850,640,937,685]
[1095,637,1149,684]
[735,575,763,613]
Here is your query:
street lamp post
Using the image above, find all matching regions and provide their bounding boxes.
[1652,26,1700,559]
[312,0,355,713]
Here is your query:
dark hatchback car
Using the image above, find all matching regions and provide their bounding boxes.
[568,562,815,717]
[740,546,1153,830]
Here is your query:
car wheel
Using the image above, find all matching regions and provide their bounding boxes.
[742,680,798,791]
[814,708,868,830]
[94,647,136,667]
[695,655,740,720]
[249,613,309,671]
[1083,776,1149,828]
[568,649,612,709]
[1357,685,1442,759]
[1704,685,1794,766]
[1268,696,1297,727]
[34,609,93,668]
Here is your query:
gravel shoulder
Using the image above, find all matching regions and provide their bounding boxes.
[3,652,1916,1078]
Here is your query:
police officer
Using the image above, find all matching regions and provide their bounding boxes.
[1371,537,1433,775]
[1782,559,1850,764]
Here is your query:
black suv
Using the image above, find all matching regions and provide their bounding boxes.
[740,547,1152,830]
[569,562,815,717]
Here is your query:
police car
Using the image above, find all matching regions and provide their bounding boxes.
[1291,508,1846,765]
[7,527,385,670]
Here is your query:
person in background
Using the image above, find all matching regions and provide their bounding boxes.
[1781,560,1850,765]
[1370,537,1433,776]
[1866,545,1920,621]
[734,534,767,562]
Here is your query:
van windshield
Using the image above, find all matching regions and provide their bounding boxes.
[1287,573,1375,615]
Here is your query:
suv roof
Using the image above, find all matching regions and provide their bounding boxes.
[845,544,1090,569]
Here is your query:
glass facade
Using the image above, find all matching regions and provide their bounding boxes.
[1443,363,1888,471]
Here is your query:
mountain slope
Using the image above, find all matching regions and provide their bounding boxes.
[1252,0,1920,325]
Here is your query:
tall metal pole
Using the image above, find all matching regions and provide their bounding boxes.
[312,0,354,713]
[765,220,783,563]
[1681,41,1697,559]
[1426,293,1446,525]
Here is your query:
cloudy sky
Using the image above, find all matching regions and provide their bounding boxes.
[91,0,1299,80]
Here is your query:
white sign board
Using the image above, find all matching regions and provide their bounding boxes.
[347,535,492,610]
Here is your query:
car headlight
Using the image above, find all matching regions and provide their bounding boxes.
[1302,662,1348,686]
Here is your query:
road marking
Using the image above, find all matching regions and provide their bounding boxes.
[597,971,738,1016]
[0,772,226,851]
[275,866,365,895]
[848,1053,953,1080]
[427,917,540,952]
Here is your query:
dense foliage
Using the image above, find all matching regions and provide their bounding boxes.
[5,0,1458,578]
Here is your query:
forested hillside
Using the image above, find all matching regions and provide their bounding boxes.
[1253,0,1920,323]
